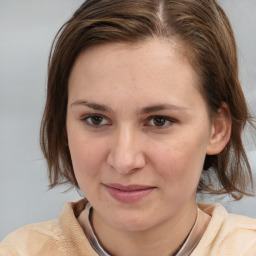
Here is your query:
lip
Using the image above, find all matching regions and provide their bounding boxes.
[104,183,155,203]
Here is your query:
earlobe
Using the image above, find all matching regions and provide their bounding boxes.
[206,103,232,155]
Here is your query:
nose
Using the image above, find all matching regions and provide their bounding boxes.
[107,125,146,174]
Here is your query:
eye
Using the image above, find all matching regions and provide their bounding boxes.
[145,115,175,128]
[81,114,110,128]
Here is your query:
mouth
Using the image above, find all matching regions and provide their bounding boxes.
[104,183,155,203]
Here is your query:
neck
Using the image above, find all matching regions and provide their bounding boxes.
[91,202,198,256]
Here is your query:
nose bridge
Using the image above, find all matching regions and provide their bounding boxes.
[117,123,134,150]
[107,123,145,173]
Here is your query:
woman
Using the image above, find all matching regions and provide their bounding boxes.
[1,0,255,255]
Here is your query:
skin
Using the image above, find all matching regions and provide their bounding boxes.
[66,38,231,256]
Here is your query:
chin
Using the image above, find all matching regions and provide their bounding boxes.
[109,211,156,232]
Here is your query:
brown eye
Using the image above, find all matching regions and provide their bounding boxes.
[90,116,103,125]
[82,114,110,128]
[153,117,166,126]
[145,115,174,129]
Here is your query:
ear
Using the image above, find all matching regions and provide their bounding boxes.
[206,102,232,155]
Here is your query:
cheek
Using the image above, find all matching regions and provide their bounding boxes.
[67,131,107,183]
[149,134,207,185]
[68,137,108,199]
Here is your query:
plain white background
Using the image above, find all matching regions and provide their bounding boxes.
[0,0,256,241]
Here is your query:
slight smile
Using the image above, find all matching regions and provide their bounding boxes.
[104,183,156,203]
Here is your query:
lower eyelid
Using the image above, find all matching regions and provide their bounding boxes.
[79,114,175,128]
[80,114,111,128]
[145,116,175,125]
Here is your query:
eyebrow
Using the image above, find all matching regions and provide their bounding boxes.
[140,104,188,114]
[71,100,188,114]
[71,100,113,113]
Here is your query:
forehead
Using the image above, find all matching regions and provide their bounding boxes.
[68,38,205,111]
[69,38,199,84]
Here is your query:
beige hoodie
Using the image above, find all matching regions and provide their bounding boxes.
[1,199,256,256]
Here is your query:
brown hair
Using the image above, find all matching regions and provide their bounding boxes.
[40,0,254,198]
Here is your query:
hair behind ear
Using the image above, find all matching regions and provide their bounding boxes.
[201,102,254,199]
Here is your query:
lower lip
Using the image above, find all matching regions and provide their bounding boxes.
[104,186,154,203]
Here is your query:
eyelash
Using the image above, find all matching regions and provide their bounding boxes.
[80,114,176,129]
[80,114,111,128]
[145,115,176,129]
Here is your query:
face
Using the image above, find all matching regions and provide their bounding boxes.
[66,38,215,232]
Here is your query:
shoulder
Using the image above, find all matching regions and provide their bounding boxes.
[0,220,68,256]
[224,212,256,253]
[194,203,256,255]
[0,199,96,256]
